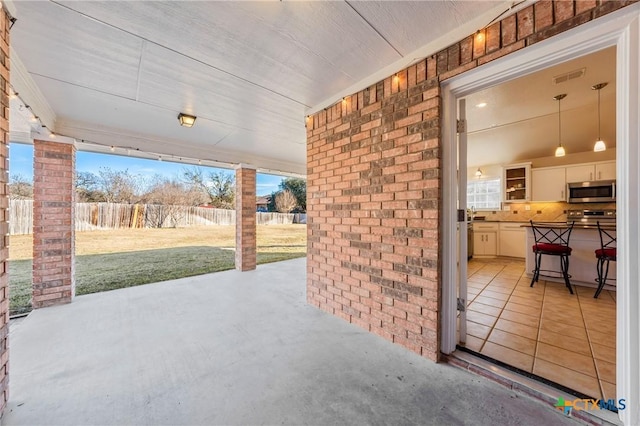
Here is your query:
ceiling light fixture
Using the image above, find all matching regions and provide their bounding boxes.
[591,82,608,152]
[178,113,197,127]
[553,94,567,157]
[475,168,483,178]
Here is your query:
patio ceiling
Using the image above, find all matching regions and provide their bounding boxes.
[7,0,519,175]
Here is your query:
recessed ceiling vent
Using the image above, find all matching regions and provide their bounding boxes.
[553,67,586,84]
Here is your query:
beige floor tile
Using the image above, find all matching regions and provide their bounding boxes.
[483,285,513,295]
[508,294,542,307]
[493,318,538,340]
[533,358,601,399]
[481,341,534,372]
[467,257,618,400]
[510,289,544,301]
[600,380,617,401]
[468,282,487,290]
[540,310,584,324]
[468,277,493,285]
[460,334,484,352]
[466,310,497,328]
[539,319,588,340]
[468,302,502,317]
[487,328,536,356]
[594,358,616,384]
[473,295,507,309]
[583,319,616,335]
[466,320,492,340]
[538,329,592,356]
[499,309,540,327]
[587,329,615,348]
[504,302,541,317]
[536,342,597,377]
[480,290,510,301]
[591,342,615,362]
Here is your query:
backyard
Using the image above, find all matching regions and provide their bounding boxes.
[9,225,307,315]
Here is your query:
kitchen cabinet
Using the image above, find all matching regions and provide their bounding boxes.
[532,167,566,201]
[498,222,526,258]
[565,161,615,183]
[503,163,531,202]
[595,162,616,180]
[473,223,498,257]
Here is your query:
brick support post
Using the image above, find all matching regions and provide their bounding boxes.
[33,140,76,308]
[235,166,256,271]
[0,5,9,415]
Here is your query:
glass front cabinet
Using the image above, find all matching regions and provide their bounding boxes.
[503,162,531,202]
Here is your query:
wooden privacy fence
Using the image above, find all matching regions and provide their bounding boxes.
[9,200,305,235]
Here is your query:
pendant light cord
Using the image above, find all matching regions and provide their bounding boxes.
[597,88,601,140]
[558,97,561,147]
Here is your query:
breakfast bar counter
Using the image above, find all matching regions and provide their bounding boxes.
[523,223,616,288]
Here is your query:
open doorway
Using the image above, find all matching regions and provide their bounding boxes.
[441,9,639,424]
[455,47,617,401]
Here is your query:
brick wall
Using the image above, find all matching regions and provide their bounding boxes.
[306,0,635,362]
[0,5,9,414]
[33,140,76,308]
[235,166,256,271]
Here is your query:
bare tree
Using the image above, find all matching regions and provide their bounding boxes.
[143,175,201,227]
[76,171,103,202]
[183,167,235,209]
[8,174,33,199]
[275,190,297,213]
[96,167,141,204]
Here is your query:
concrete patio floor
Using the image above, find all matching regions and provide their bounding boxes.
[3,258,578,425]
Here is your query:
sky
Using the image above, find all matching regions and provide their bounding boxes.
[9,143,285,196]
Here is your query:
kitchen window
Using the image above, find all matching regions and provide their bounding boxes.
[467,178,501,210]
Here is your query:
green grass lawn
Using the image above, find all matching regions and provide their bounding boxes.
[9,226,306,316]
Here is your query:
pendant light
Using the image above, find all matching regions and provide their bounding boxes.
[554,94,567,157]
[591,82,608,152]
[475,168,483,178]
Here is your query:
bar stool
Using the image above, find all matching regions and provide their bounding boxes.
[594,221,616,299]
[530,221,575,294]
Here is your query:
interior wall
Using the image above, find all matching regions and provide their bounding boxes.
[306,0,635,362]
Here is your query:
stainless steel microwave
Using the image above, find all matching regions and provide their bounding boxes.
[567,180,616,203]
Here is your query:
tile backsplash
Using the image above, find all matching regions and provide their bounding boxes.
[473,202,616,223]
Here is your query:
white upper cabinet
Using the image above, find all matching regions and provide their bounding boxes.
[565,161,615,183]
[595,161,616,180]
[532,167,566,201]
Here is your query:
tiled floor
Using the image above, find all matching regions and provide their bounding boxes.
[460,257,616,401]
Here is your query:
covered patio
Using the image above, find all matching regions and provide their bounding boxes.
[4,258,573,425]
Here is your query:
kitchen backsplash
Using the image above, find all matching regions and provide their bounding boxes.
[473,202,616,222]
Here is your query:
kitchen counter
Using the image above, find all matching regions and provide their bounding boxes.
[520,222,616,230]
[524,225,616,287]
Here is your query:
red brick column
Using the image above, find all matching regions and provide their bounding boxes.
[33,140,76,308]
[235,166,256,271]
[0,5,10,414]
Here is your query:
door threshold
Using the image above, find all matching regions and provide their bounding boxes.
[445,349,622,426]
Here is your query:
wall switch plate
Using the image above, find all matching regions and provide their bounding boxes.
[525,205,531,211]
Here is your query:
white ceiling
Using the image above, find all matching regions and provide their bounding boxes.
[464,47,616,168]
[8,0,517,175]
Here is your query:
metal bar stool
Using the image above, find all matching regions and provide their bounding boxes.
[530,221,575,294]
[594,221,617,298]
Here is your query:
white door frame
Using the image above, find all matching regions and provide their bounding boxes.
[441,5,640,425]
